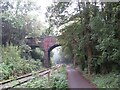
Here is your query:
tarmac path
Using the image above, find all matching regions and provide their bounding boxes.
[66,65,97,90]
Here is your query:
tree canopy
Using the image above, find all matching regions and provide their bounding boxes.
[46,1,120,74]
[1,0,47,45]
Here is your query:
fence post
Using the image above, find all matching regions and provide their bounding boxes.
[48,71,50,84]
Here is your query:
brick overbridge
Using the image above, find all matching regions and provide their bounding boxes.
[25,36,61,68]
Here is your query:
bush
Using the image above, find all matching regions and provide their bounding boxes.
[51,73,68,89]
[20,65,68,89]
[92,72,120,88]
[0,45,42,81]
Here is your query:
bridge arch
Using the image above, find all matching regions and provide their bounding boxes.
[25,36,61,68]
[48,44,61,65]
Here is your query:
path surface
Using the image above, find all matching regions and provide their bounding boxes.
[66,65,97,90]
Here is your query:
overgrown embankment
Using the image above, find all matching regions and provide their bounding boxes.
[80,69,120,88]
[19,65,68,89]
[92,73,120,88]
[0,45,43,81]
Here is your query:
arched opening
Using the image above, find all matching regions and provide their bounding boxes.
[48,44,61,65]
[22,44,44,63]
[30,47,44,62]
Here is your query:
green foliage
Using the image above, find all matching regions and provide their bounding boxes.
[0,0,120,88]
[51,72,68,89]
[23,77,50,88]
[92,73,120,88]
[46,2,120,87]
[20,65,68,89]
[51,66,68,89]
[1,0,46,45]
[46,2,71,27]
[0,45,42,81]
[90,16,120,73]
[54,2,120,74]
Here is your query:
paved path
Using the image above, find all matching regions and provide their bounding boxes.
[66,65,97,90]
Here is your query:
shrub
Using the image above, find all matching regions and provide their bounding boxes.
[20,65,68,89]
[92,72,120,88]
[0,45,42,81]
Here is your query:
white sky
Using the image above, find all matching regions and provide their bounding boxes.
[33,0,53,27]
[52,46,62,62]
[29,0,119,34]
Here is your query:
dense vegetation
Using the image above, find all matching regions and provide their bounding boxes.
[46,1,120,88]
[0,45,42,81]
[0,0,46,81]
[1,0,50,46]
[18,65,68,89]
[0,0,120,88]
[92,72,120,88]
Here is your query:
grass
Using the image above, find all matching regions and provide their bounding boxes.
[76,66,120,88]
[92,72,120,88]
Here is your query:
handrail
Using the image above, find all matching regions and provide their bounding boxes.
[0,64,63,90]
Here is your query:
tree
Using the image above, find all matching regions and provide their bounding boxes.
[46,1,120,74]
[1,0,44,46]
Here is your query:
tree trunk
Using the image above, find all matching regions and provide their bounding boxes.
[87,46,92,75]
[73,55,76,67]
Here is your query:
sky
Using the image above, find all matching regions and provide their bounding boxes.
[33,0,53,27]
[29,0,120,35]
[52,46,62,64]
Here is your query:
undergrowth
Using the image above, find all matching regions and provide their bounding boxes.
[0,45,42,81]
[92,72,120,88]
[20,65,68,89]
[77,66,120,89]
